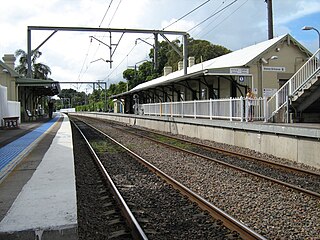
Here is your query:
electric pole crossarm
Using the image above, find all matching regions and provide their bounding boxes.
[28,26,188,36]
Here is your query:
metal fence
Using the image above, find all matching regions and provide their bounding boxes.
[141,97,267,122]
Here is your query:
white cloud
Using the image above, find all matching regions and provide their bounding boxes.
[274,1,320,25]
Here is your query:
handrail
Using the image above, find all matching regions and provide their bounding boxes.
[267,48,320,121]
[142,97,266,122]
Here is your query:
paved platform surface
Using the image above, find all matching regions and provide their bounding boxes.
[0,113,77,240]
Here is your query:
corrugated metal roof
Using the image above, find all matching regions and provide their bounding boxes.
[198,34,287,69]
[130,34,289,92]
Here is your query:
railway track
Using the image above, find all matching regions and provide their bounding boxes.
[70,115,320,239]
[105,120,320,198]
[71,118,266,240]
[72,120,147,240]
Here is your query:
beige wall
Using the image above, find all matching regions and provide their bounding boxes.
[0,70,17,101]
[248,40,309,97]
[0,54,18,101]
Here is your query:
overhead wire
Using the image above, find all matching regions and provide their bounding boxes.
[77,37,93,82]
[190,0,226,37]
[88,0,123,75]
[103,0,240,83]
[199,0,249,39]
[78,0,122,84]
[77,0,116,83]
[103,44,137,82]
[105,0,213,81]
[187,0,238,32]
[108,0,122,27]
[163,0,212,30]
[99,0,114,27]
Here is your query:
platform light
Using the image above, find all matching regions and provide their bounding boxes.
[302,26,320,49]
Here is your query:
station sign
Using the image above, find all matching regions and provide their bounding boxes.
[230,68,249,74]
[263,66,286,72]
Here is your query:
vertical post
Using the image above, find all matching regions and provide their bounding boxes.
[245,97,248,122]
[93,83,95,111]
[182,34,188,75]
[194,100,196,119]
[286,95,289,123]
[27,29,32,78]
[109,32,112,68]
[104,82,107,112]
[229,97,233,121]
[240,97,244,122]
[181,101,184,118]
[264,97,268,122]
[288,79,292,96]
[266,0,274,39]
[209,98,212,120]
[154,33,158,71]
[259,62,263,98]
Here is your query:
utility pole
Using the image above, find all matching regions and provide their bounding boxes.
[265,0,274,39]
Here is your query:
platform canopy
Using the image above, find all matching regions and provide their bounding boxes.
[16,78,60,96]
[126,34,311,94]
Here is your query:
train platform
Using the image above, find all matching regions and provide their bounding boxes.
[0,113,77,240]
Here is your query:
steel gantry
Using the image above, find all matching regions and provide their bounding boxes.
[27,26,189,77]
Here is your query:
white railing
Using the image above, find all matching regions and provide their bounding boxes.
[142,97,266,122]
[267,48,320,121]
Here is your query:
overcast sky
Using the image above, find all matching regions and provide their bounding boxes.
[0,0,319,91]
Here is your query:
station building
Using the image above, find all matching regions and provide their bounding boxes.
[0,54,60,126]
[114,34,320,122]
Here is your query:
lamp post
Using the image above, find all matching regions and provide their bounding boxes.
[302,26,320,49]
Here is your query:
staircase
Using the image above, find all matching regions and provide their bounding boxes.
[267,48,320,122]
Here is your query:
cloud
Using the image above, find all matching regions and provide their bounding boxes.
[274,1,320,25]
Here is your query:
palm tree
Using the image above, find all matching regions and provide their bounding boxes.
[15,49,51,79]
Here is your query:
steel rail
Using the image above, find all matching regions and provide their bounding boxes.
[71,120,148,240]
[133,127,320,177]
[82,120,267,240]
[110,124,320,199]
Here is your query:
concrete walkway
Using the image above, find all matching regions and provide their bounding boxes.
[0,114,77,240]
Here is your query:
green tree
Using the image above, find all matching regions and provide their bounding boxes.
[122,37,232,90]
[57,88,87,109]
[15,49,52,79]
[150,38,232,72]
[188,39,231,63]
[123,69,136,90]
[108,81,128,95]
